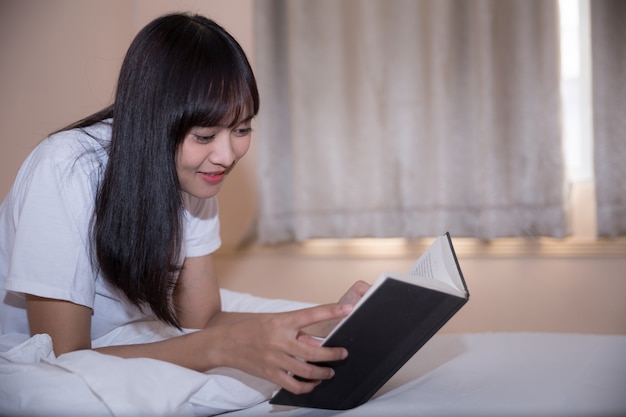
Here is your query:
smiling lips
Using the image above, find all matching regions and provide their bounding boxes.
[198,171,226,184]
[197,161,236,185]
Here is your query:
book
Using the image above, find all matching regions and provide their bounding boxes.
[270,232,469,410]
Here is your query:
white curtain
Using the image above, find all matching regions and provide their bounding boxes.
[254,0,566,243]
[591,0,626,237]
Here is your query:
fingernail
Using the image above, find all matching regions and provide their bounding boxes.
[341,304,353,314]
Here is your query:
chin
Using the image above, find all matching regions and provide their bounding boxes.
[186,186,222,200]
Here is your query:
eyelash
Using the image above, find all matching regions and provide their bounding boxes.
[234,127,253,136]
[194,127,253,143]
[195,135,215,143]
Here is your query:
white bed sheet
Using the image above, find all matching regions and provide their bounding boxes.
[226,332,626,417]
[1,290,625,417]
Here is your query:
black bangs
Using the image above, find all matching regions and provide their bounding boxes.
[167,14,260,138]
[188,70,257,128]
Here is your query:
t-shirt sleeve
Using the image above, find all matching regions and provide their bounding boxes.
[182,194,221,258]
[4,139,97,308]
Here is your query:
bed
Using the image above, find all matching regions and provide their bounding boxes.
[1,290,625,417]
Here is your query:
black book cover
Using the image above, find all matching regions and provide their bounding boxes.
[270,268,469,409]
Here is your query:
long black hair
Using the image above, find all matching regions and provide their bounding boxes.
[64,13,259,327]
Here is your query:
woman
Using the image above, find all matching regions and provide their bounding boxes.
[0,13,368,395]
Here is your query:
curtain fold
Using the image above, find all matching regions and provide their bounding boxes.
[255,0,566,243]
[590,0,626,237]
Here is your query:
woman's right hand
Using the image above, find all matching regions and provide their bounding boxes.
[206,303,352,394]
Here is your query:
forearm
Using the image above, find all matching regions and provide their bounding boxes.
[94,326,220,372]
[93,311,263,372]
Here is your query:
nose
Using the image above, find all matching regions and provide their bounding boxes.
[208,130,236,167]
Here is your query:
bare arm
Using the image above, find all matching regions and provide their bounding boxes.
[172,253,222,329]
[26,295,92,354]
[24,254,356,394]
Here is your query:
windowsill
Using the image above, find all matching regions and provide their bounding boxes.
[216,236,626,259]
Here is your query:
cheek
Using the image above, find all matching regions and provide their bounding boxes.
[176,142,202,171]
[175,156,198,185]
[234,138,252,159]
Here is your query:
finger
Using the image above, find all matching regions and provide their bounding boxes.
[264,358,319,395]
[296,333,324,347]
[275,371,320,395]
[267,355,330,395]
[351,280,371,297]
[338,280,371,305]
[282,355,336,382]
[286,303,352,330]
[288,338,348,364]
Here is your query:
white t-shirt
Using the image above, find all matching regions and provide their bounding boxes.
[0,121,221,339]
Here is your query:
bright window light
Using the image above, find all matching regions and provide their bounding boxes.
[559,0,593,183]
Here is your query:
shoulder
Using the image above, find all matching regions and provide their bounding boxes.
[31,121,111,180]
[35,121,111,166]
[8,121,112,207]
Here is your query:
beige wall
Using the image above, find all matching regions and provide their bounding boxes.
[2,1,625,335]
[215,251,626,334]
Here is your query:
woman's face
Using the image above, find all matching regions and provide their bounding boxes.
[176,118,253,199]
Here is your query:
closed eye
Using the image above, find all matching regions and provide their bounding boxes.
[233,127,253,136]
[194,134,216,143]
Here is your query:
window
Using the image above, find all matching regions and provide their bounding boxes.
[560,0,592,183]
[249,0,625,256]
[560,0,596,239]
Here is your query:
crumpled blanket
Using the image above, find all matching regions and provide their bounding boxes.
[0,289,312,417]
